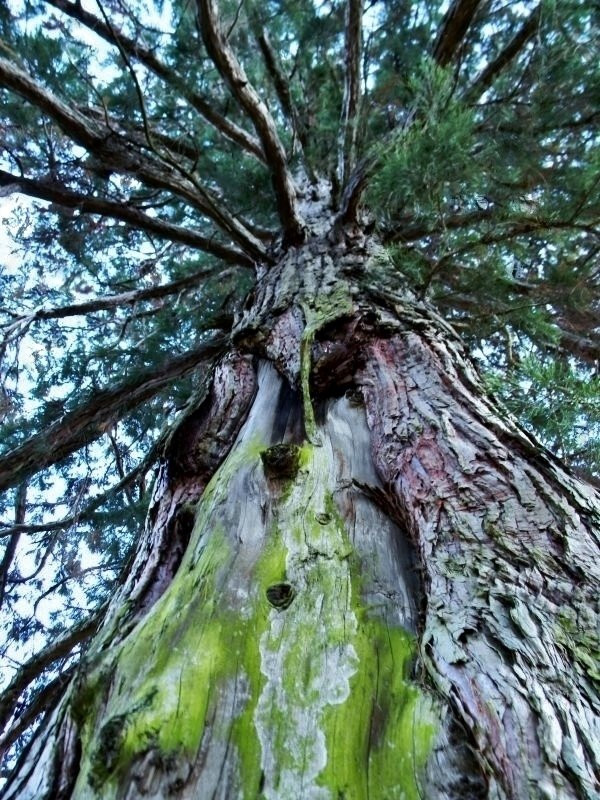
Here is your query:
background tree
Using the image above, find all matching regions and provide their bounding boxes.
[0,0,599,797]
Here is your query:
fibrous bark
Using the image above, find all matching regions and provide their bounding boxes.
[2,203,598,800]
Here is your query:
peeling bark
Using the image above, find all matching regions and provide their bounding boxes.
[2,219,598,800]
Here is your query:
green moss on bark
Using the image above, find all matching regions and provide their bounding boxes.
[70,432,438,800]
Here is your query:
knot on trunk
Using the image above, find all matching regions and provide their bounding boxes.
[266,582,295,609]
[260,443,300,479]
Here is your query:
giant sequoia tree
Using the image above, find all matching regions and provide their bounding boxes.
[0,0,599,797]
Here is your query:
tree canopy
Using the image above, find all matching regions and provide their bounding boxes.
[0,0,599,774]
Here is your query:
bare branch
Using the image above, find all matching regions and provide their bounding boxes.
[196,0,305,245]
[465,5,542,102]
[0,337,227,492]
[432,0,483,67]
[45,0,265,161]
[0,170,253,265]
[337,0,363,189]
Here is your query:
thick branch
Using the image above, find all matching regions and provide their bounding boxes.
[337,0,363,189]
[432,0,483,67]
[0,56,102,150]
[465,4,542,101]
[0,337,227,491]
[196,0,305,244]
[44,0,265,161]
[0,170,253,265]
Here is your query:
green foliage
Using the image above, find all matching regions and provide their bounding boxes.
[367,59,481,221]
[485,355,600,480]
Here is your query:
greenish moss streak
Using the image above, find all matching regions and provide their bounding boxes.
[70,430,438,799]
[71,438,273,797]
[299,285,353,445]
[254,443,438,799]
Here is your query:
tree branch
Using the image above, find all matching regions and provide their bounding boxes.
[337,0,363,190]
[0,614,101,734]
[0,56,103,150]
[253,25,311,168]
[0,170,253,265]
[196,0,305,245]
[0,429,170,539]
[432,0,483,67]
[0,337,227,492]
[436,290,600,367]
[44,0,265,161]
[0,484,25,608]
[80,106,203,163]
[340,0,482,222]
[465,4,542,102]
[3,268,238,329]
[0,60,267,260]
[384,208,495,243]
[0,665,76,756]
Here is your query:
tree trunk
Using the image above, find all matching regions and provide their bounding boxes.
[3,216,599,800]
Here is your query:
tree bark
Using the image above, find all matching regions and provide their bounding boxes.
[2,210,598,800]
